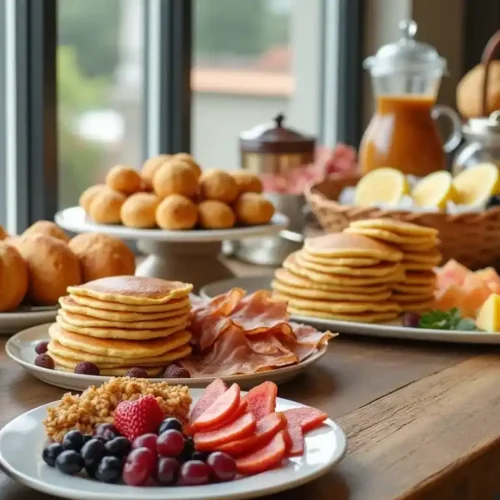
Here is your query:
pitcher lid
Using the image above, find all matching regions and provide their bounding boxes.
[464,111,500,138]
[363,19,447,77]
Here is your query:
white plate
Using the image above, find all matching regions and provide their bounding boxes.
[200,276,273,300]
[55,207,289,243]
[0,306,58,336]
[0,391,347,500]
[5,324,329,391]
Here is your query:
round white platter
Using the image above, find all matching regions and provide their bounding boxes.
[0,390,347,500]
[201,275,500,345]
[6,324,329,392]
[55,207,288,293]
[0,305,58,336]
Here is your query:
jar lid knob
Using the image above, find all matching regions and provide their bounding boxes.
[399,19,417,41]
[274,113,285,128]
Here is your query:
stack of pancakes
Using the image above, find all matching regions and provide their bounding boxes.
[47,276,193,376]
[345,219,440,312]
[271,232,405,323]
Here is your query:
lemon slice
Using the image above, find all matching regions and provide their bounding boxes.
[354,168,409,207]
[411,171,457,210]
[453,163,500,206]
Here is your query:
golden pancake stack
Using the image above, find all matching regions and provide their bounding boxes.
[47,276,193,376]
[345,219,440,312]
[271,232,405,323]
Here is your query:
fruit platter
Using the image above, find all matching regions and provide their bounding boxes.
[0,377,347,500]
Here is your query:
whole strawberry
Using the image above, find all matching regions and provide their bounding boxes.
[114,395,164,441]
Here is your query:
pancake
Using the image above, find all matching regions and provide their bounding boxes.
[58,308,189,330]
[294,251,400,277]
[299,251,380,268]
[67,276,193,305]
[49,323,191,358]
[400,242,440,252]
[59,296,191,322]
[271,279,392,302]
[402,261,437,272]
[349,218,438,238]
[405,271,437,286]
[54,361,164,377]
[398,300,435,313]
[273,292,401,314]
[344,227,437,246]
[392,292,435,303]
[69,294,190,313]
[304,232,403,262]
[402,249,442,265]
[274,268,390,294]
[283,254,404,286]
[287,305,399,323]
[48,340,192,367]
[56,315,188,340]
[392,282,436,294]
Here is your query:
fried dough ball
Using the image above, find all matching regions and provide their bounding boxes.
[106,165,143,195]
[88,189,126,224]
[0,242,28,311]
[79,184,107,214]
[199,169,239,204]
[234,192,275,225]
[69,233,135,282]
[153,162,199,199]
[230,170,263,194]
[10,234,81,306]
[171,153,202,180]
[23,220,70,243]
[120,192,160,228]
[141,154,171,190]
[156,194,198,230]
[197,200,236,229]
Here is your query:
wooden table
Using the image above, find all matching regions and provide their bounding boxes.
[2,261,500,499]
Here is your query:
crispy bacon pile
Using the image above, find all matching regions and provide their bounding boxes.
[180,289,335,377]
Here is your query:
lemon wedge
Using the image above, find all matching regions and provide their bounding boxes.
[411,171,457,210]
[354,168,409,207]
[453,163,500,206]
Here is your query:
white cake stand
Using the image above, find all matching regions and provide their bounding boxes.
[55,207,288,292]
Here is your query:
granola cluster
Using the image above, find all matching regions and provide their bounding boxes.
[43,377,192,441]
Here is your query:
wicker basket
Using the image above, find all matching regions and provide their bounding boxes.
[305,172,500,270]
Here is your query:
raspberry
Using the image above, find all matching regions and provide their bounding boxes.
[114,395,164,441]
[163,364,190,379]
[125,367,149,379]
[35,353,55,370]
[74,362,100,376]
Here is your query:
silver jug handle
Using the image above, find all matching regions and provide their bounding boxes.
[431,105,462,153]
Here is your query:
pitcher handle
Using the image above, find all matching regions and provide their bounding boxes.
[431,105,462,153]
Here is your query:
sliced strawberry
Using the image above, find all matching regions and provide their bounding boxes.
[242,381,278,421]
[191,383,240,432]
[189,378,228,424]
[194,412,256,451]
[283,406,328,432]
[286,425,304,456]
[217,412,286,457]
[235,430,287,475]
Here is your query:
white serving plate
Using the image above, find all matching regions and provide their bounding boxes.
[0,305,59,336]
[0,390,347,500]
[5,324,329,391]
[55,207,289,243]
[200,276,273,300]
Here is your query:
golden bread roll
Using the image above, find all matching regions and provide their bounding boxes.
[120,192,160,228]
[199,169,239,204]
[88,189,126,224]
[171,153,202,180]
[69,233,135,282]
[23,220,70,243]
[230,170,263,194]
[233,192,275,225]
[0,242,28,311]
[0,225,7,240]
[10,234,81,306]
[79,184,107,214]
[197,200,236,229]
[153,162,199,199]
[457,61,500,118]
[106,165,143,195]
[141,154,171,190]
[156,194,198,230]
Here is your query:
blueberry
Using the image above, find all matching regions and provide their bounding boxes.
[94,423,119,442]
[158,417,183,434]
[62,430,85,452]
[95,456,123,483]
[55,450,84,475]
[178,436,195,463]
[105,437,131,458]
[80,438,106,468]
[42,442,64,467]
[82,435,93,444]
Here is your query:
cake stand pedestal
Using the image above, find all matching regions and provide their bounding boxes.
[55,207,288,293]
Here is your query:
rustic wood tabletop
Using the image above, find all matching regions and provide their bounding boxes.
[1,259,500,500]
